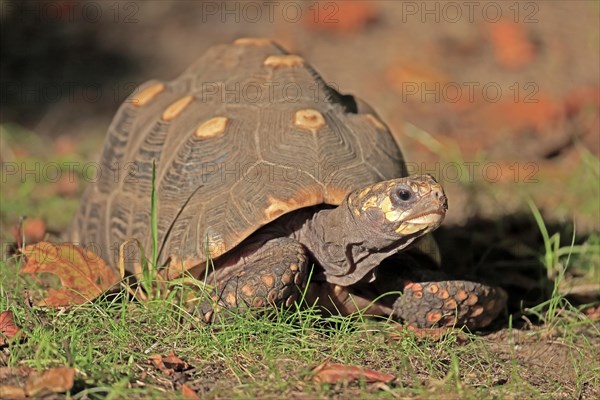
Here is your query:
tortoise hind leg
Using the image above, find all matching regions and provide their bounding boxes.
[201,237,309,322]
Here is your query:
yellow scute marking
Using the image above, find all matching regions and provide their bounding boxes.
[264,190,323,221]
[234,37,272,46]
[324,186,350,205]
[379,197,393,214]
[264,54,304,68]
[358,187,372,200]
[132,83,165,107]
[195,117,228,138]
[361,195,379,211]
[365,114,386,130]
[294,109,325,134]
[163,255,203,280]
[385,210,403,222]
[264,197,293,220]
[161,95,194,121]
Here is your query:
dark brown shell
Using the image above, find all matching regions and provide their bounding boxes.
[67,38,406,273]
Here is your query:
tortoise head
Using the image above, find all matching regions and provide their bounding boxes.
[347,174,447,242]
[311,174,447,287]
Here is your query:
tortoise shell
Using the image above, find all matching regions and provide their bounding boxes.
[68,38,407,275]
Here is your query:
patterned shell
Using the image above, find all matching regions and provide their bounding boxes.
[68,38,407,274]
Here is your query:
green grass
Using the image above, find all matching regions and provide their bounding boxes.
[525,200,599,323]
[150,159,159,286]
[2,223,599,399]
[1,127,599,398]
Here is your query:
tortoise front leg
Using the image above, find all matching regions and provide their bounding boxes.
[201,237,309,322]
[393,278,507,329]
[374,257,507,329]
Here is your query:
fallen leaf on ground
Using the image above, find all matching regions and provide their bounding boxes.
[149,351,190,376]
[0,367,35,380]
[0,310,21,345]
[25,367,75,397]
[487,19,535,70]
[584,305,600,320]
[312,363,395,384]
[0,384,26,399]
[21,242,119,307]
[162,351,190,371]
[0,366,74,398]
[149,354,169,374]
[181,383,199,399]
[0,367,33,399]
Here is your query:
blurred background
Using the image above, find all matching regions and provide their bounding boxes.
[1,0,598,291]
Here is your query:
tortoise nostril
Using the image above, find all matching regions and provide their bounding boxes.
[431,188,448,209]
[440,194,448,210]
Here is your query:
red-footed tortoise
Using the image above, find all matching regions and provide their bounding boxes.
[67,38,506,329]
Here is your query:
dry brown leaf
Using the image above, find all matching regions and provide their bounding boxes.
[0,367,32,398]
[148,354,170,375]
[24,367,75,397]
[0,310,21,345]
[0,384,26,399]
[149,351,190,376]
[312,363,395,384]
[584,305,600,320]
[0,366,74,398]
[0,366,35,381]
[181,383,199,399]
[21,242,119,307]
[163,351,189,371]
[487,19,535,70]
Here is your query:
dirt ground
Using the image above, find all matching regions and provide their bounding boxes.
[1,1,599,398]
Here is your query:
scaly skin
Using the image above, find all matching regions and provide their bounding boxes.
[200,238,309,323]
[376,253,507,329]
[395,279,507,329]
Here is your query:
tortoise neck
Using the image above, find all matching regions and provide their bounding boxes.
[298,201,416,287]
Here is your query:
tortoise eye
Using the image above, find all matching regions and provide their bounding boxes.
[398,189,412,201]
[391,186,414,206]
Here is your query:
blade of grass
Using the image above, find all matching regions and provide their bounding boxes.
[528,199,554,279]
[150,159,159,279]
